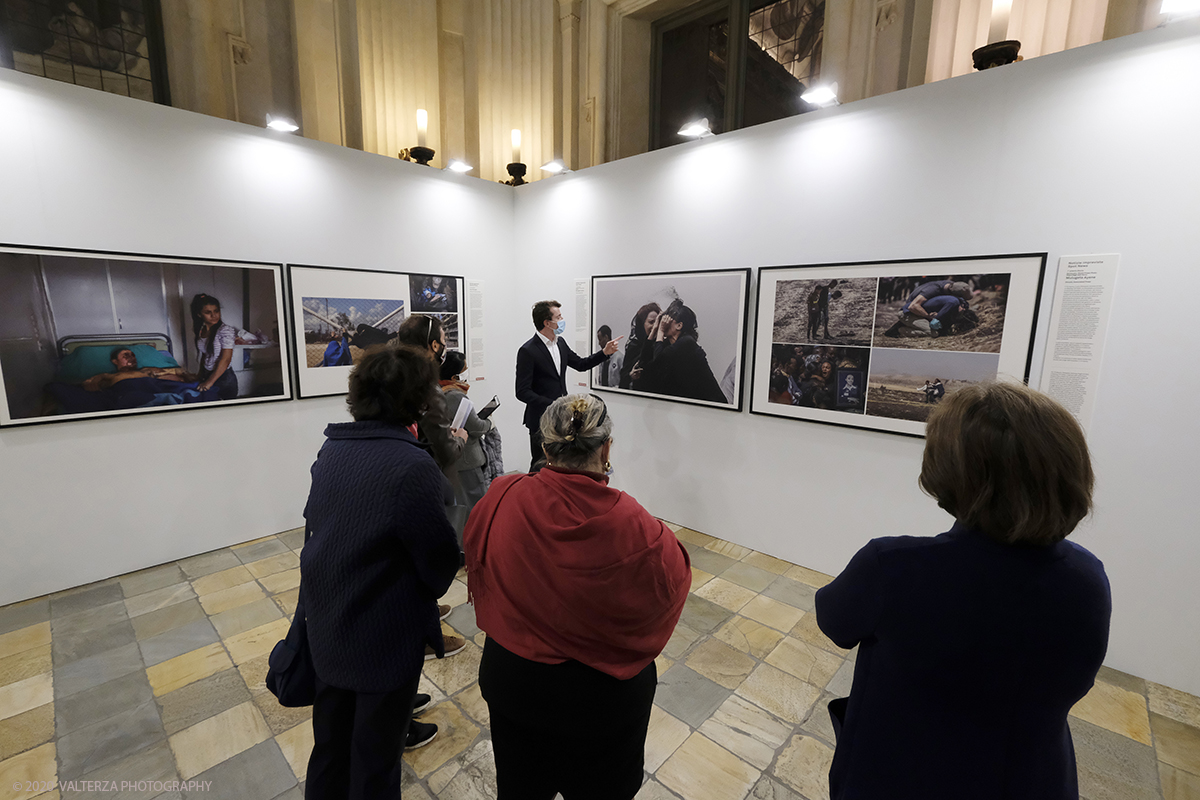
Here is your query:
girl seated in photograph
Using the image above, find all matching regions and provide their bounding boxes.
[191,293,238,400]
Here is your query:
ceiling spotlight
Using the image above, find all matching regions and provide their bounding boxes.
[541,160,570,174]
[265,114,299,133]
[801,83,839,108]
[678,118,714,139]
[445,160,473,173]
[1161,0,1200,15]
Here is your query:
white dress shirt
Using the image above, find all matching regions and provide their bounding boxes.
[537,329,562,376]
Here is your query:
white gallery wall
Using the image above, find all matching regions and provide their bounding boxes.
[0,69,517,608]
[513,21,1200,695]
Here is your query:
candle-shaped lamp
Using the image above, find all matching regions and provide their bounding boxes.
[511,129,522,164]
[988,0,1012,44]
[416,109,428,148]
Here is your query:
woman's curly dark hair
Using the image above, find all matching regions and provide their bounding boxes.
[347,345,436,425]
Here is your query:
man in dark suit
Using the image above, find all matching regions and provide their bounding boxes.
[516,300,621,471]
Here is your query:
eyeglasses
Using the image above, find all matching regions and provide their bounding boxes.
[588,393,608,427]
[426,315,434,345]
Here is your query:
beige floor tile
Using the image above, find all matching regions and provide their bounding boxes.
[191,565,255,597]
[1159,760,1200,800]
[0,703,54,761]
[451,683,488,728]
[198,581,267,616]
[658,732,760,800]
[695,578,758,613]
[736,664,823,725]
[764,637,843,690]
[147,642,233,697]
[123,583,196,618]
[473,631,486,648]
[253,690,313,736]
[1149,682,1200,729]
[0,645,51,689]
[1153,713,1200,776]
[238,654,271,698]
[783,564,834,589]
[788,613,849,657]
[210,598,283,640]
[0,742,56,794]
[258,569,301,596]
[0,623,50,658]
[440,579,469,609]
[740,595,804,633]
[422,641,484,696]
[705,540,754,560]
[1070,679,1153,745]
[698,694,792,770]
[402,701,480,779]
[691,567,715,593]
[655,654,674,676]
[714,617,785,660]
[169,700,271,779]
[232,534,278,550]
[661,520,683,532]
[741,552,793,576]
[686,638,756,690]
[635,779,681,800]
[675,528,717,547]
[29,791,60,800]
[0,672,53,723]
[273,589,300,617]
[772,734,834,800]
[645,704,692,773]
[245,552,300,580]
[276,720,314,781]
[224,619,291,666]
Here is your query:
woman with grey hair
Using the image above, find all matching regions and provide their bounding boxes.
[464,394,692,800]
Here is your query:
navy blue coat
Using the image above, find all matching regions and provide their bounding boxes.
[815,522,1111,800]
[301,421,461,693]
[515,334,609,429]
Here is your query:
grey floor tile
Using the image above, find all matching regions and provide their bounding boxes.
[270,787,304,800]
[182,740,297,800]
[76,739,179,798]
[56,669,154,736]
[57,697,166,780]
[446,603,481,638]
[138,618,220,667]
[55,642,145,699]
[178,550,242,580]
[157,669,252,736]
[0,596,50,636]
[121,563,188,599]
[277,530,305,551]
[662,622,703,661]
[53,618,138,667]
[1096,665,1147,696]
[233,539,291,564]
[749,775,806,800]
[655,665,733,728]
[132,599,208,642]
[720,562,778,593]
[798,691,838,747]
[761,576,817,612]
[1069,716,1161,800]
[826,659,855,697]
[679,594,733,634]
[51,600,130,638]
[210,598,283,640]
[684,544,737,576]
[52,582,125,618]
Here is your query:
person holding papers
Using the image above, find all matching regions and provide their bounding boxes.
[440,350,492,540]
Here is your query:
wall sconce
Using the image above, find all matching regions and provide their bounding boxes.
[678,118,714,139]
[801,83,839,107]
[407,108,436,165]
[541,160,570,175]
[972,0,1022,69]
[265,114,299,132]
[504,129,527,186]
[445,160,473,173]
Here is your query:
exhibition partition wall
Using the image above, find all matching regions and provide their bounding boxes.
[512,22,1200,695]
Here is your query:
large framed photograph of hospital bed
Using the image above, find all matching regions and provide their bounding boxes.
[750,253,1047,437]
[286,265,466,399]
[590,268,751,411]
[0,244,292,427]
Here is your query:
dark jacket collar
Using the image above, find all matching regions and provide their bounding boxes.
[323,420,418,442]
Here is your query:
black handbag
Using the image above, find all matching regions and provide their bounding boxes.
[266,587,317,707]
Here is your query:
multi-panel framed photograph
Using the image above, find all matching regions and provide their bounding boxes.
[0,244,292,427]
[286,264,465,399]
[750,254,1047,436]
[590,268,751,411]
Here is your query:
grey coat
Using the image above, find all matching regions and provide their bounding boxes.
[443,387,491,471]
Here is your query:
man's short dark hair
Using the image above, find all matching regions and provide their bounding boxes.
[110,346,133,362]
[440,350,467,380]
[597,325,612,340]
[347,345,436,425]
[532,300,560,331]
[396,315,443,349]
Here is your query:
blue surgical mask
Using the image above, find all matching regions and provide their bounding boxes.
[554,319,566,336]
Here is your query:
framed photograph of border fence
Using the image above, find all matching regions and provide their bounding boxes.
[750,253,1047,437]
[0,243,291,427]
[590,268,751,411]
[286,264,465,399]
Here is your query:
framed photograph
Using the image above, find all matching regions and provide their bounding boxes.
[286,265,466,399]
[0,244,291,427]
[590,268,751,411]
[751,254,1047,436]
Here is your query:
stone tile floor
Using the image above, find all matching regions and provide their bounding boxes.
[1,522,1198,800]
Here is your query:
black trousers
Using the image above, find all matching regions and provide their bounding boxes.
[305,674,419,800]
[479,637,657,800]
[527,427,544,472]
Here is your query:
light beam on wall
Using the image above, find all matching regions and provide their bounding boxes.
[801,83,839,107]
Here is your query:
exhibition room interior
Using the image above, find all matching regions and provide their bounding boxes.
[1,2,1199,799]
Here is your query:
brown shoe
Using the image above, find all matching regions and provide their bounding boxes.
[425,634,467,660]
[438,604,452,620]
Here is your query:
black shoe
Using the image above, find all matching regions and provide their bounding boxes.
[883,322,901,338]
[405,720,438,750]
[412,693,432,716]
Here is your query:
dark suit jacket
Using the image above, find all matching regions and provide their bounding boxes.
[515,333,609,429]
[815,522,1111,800]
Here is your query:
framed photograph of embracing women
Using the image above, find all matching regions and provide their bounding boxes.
[0,244,292,427]
[750,253,1047,437]
[590,268,751,411]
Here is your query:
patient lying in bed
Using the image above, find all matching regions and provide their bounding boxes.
[49,345,221,414]
[81,347,192,391]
